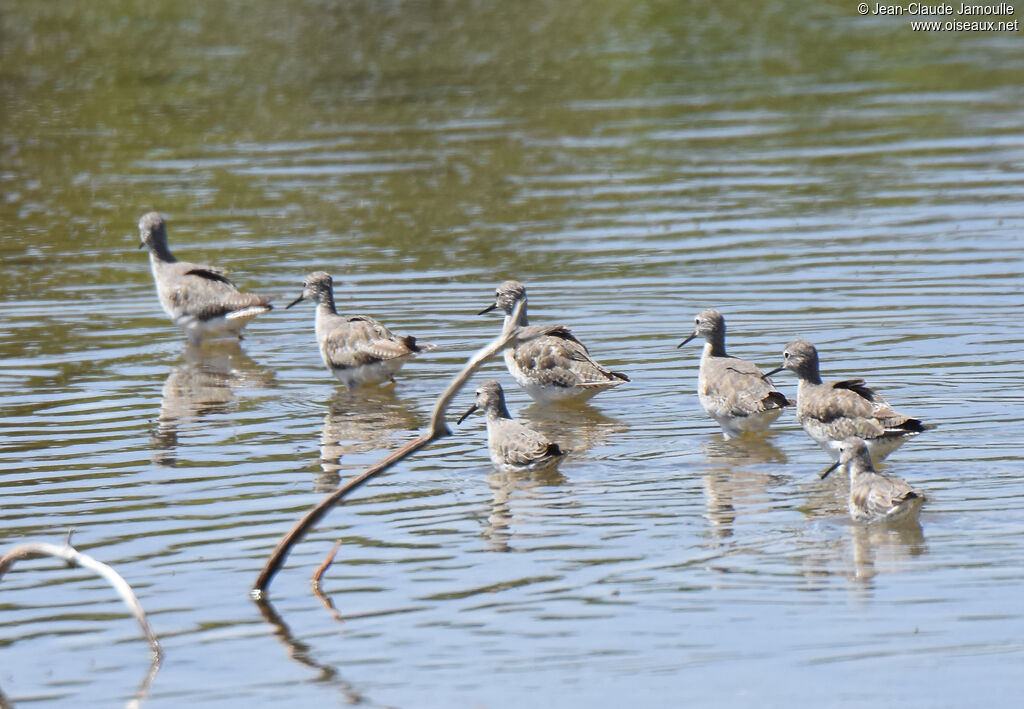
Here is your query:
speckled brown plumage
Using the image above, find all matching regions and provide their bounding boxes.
[288,271,434,388]
[766,338,931,462]
[139,212,272,342]
[678,309,792,438]
[479,280,627,404]
[458,379,564,472]
[825,437,925,523]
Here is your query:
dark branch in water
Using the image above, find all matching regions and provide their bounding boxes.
[312,539,344,592]
[311,540,346,623]
[251,300,544,597]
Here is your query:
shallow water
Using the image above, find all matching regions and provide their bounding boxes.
[2,1,1023,706]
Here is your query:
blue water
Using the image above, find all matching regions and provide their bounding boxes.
[2,1,1023,706]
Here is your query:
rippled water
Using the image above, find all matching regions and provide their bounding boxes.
[2,1,1023,706]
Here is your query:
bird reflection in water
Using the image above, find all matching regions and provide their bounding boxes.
[317,386,423,492]
[483,465,567,553]
[479,400,619,550]
[796,459,928,593]
[518,400,629,459]
[794,514,928,595]
[471,395,614,549]
[150,340,274,465]
[700,435,788,540]
[848,517,927,590]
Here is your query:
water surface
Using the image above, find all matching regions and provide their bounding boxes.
[2,1,1023,706]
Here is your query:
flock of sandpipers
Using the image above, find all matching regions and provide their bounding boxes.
[139,212,931,527]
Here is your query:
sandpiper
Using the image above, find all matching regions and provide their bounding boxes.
[457,379,565,473]
[678,309,793,439]
[822,437,925,524]
[478,280,628,404]
[765,338,932,462]
[287,271,434,388]
[138,212,273,343]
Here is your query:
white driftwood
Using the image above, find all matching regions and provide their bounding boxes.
[0,539,163,661]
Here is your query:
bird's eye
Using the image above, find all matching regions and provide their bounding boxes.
[784,351,790,359]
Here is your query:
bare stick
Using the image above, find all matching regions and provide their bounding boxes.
[311,540,346,624]
[252,301,538,597]
[312,539,344,591]
[0,540,163,661]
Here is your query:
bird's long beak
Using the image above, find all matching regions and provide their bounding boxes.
[820,460,841,480]
[285,294,305,309]
[138,241,145,249]
[478,302,499,316]
[762,365,784,379]
[456,404,479,425]
[678,332,698,348]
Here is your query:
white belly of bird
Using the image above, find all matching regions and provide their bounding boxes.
[710,407,783,439]
[849,494,923,524]
[803,420,915,464]
[325,357,405,389]
[175,314,247,343]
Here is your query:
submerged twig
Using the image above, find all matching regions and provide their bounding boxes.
[311,582,345,624]
[252,300,540,597]
[311,540,346,622]
[0,539,163,662]
[312,539,344,591]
